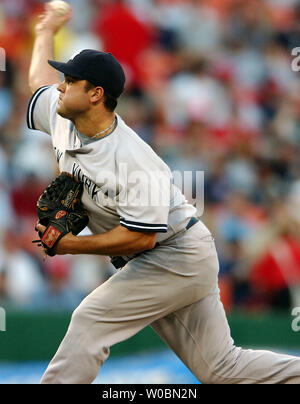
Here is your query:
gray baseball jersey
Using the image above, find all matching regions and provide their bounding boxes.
[27,85,197,246]
[28,85,300,384]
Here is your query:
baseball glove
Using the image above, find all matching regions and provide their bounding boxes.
[33,172,89,257]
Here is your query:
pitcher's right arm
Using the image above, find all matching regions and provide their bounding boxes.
[28,2,72,94]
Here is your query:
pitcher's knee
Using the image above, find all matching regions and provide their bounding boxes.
[71,304,86,324]
[69,302,95,333]
[69,304,110,360]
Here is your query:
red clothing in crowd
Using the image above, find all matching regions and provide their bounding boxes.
[251,236,300,293]
[92,1,154,87]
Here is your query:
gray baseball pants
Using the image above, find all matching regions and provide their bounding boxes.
[41,221,300,384]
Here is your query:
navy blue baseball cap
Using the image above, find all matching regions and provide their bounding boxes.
[48,49,126,99]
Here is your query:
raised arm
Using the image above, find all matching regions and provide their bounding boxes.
[28,1,72,94]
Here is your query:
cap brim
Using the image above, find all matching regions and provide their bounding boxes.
[48,60,84,80]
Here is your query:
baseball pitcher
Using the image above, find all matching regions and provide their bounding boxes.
[28,2,300,384]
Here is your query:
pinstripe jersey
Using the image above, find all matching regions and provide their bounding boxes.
[27,85,197,247]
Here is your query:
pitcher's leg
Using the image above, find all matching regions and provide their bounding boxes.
[40,264,162,384]
[151,291,300,384]
[40,229,223,384]
[41,304,111,384]
[40,252,216,384]
[40,290,148,383]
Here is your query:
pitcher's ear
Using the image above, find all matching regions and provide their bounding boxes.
[89,86,104,103]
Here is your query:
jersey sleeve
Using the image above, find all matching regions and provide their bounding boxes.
[115,149,170,233]
[26,85,59,134]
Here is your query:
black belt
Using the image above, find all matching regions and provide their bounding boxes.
[111,217,199,269]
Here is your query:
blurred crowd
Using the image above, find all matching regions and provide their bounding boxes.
[0,0,300,312]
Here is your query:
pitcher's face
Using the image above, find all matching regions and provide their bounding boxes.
[56,76,90,120]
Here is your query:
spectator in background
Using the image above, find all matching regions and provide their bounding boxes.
[0,229,45,308]
[11,173,46,219]
[0,145,14,237]
[0,60,13,129]
[162,55,232,131]
[30,255,83,310]
[93,0,154,88]
[248,199,300,311]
